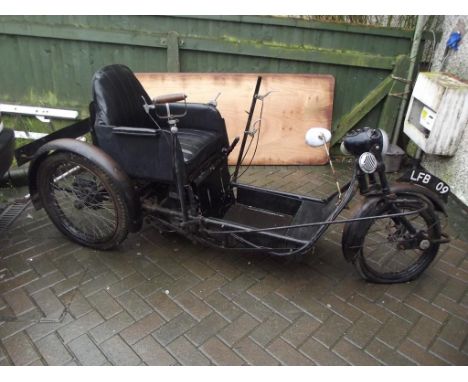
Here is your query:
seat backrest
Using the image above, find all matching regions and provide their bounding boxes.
[92,64,154,128]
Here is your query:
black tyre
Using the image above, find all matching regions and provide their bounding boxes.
[36,151,130,250]
[352,196,441,283]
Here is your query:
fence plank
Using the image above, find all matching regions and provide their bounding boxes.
[331,75,394,145]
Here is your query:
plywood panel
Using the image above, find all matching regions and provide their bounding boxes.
[136,73,334,165]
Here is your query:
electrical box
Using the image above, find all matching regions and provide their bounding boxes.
[404,72,468,156]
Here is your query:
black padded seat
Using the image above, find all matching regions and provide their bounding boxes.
[91,64,229,182]
[178,129,224,174]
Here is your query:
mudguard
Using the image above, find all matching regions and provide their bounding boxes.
[341,182,445,263]
[28,138,142,232]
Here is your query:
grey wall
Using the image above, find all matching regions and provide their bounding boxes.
[422,16,468,206]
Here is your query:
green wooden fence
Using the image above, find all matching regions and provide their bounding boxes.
[0,15,436,146]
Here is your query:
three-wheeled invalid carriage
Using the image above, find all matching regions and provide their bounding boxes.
[16,64,450,283]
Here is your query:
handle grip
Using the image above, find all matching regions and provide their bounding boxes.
[153,93,187,104]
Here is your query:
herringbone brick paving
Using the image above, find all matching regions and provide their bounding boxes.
[0,163,467,365]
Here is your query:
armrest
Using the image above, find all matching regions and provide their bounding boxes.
[112,126,160,137]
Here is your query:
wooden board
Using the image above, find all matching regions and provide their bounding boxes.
[136,73,335,165]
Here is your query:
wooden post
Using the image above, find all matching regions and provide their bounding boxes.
[166,31,180,72]
[378,55,411,139]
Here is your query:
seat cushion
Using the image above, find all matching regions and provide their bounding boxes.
[178,129,223,175]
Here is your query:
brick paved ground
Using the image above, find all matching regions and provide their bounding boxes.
[0,163,467,365]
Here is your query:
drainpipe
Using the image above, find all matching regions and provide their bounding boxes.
[391,15,428,146]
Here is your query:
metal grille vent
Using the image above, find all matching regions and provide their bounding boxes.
[358,152,378,173]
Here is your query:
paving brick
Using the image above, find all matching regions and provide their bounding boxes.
[106,272,145,298]
[133,335,177,365]
[185,312,229,346]
[379,294,421,324]
[365,339,415,366]
[166,273,203,297]
[120,312,165,345]
[174,291,213,321]
[62,290,93,319]
[344,314,382,349]
[280,314,321,348]
[52,271,93,297]
[0,270,37,294]
[289,293,332,323]
[36,332,72,365]
[3,332,40,365]
[267,337,313,365]
[116,290,152,321]
[3,288,35,316]
[0,313,37,341]
[432,294,468,322]
[25,270,66,295]
[299,337,348,365]
[153,312,197,346]
[312,313,351,349]
[54,254,84,278]
[249,314,290,347]
[182,257,216,280]
[321,293,362,323]
[405,294,449,324]
[201,337,245,365]
[260,292,303,322]
[146,291,183,320]
[89,310,135,344]
[348,294,391,324]
[155,257,191,280]
[25,313,74,342]
[398,339,448,365]
[440,277,468,303]
[101,335,141,366]
[207,256,243,281]
[408,316,442,349]
[191,273,228,299]
[439,316,468,350]
[29,255,57,276]
[218,313,259,346]
[430,339,468,365]
[247,275,282,298]
[220,274,257,300]
[87,290,123,320]
[332,338,381,365]
[68,334,107,366]
[4,254,31,276]
[166,336,211,365]
[232,292,274,321]
[32,288,65,320]
[233,337,279,366]
[205,291,243,322]
[58,310,104,343]
[376,315,413,349]
[78,272,119,297]
[413,274,447,302]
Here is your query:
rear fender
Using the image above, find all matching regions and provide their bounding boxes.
[341,182,442,263]
[28,138,142,232]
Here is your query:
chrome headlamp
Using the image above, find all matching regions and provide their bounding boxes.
[341,127,389,157]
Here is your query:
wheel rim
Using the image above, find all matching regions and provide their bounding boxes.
[360,205,437,278]
[46,161,118,244]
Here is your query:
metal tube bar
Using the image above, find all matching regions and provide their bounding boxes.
[232,76,262,182]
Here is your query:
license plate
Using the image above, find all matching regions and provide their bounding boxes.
[398,168,450,202]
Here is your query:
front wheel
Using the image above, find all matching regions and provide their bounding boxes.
[349,196,441,283]
[36,151,130,250]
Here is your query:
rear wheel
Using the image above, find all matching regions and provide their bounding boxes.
[37,152,130,250]
[353,196,441,283]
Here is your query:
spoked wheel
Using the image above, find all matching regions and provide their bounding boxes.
[352,196,441,283]
[37,152,130,250]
